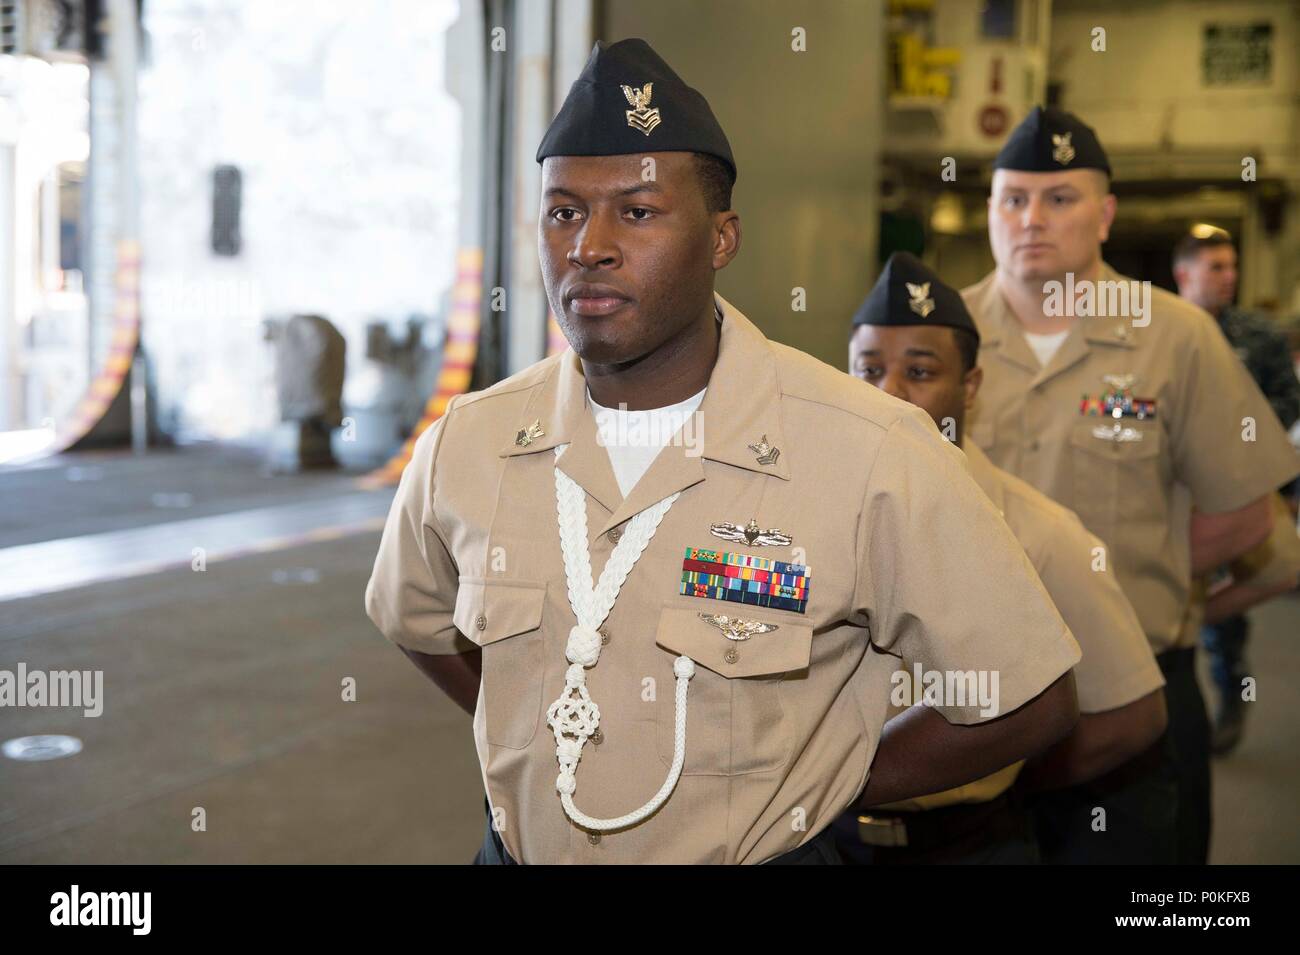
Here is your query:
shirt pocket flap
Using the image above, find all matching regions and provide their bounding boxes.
[655,606,812,678]
[453,578,547,647]
[1070,419,1161,460]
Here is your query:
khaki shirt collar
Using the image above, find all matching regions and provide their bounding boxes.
[498,294,790,535]
[979,262,1141,387]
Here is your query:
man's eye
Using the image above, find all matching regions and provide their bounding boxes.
[552,208,582,222]
[908,367,932,379]
[1050,194,1074,206]
[861,366,882,379]
[1003,196,1023,209]
[625,207,653,221]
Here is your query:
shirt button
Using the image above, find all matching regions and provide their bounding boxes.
[591,729,604,745]
[587,832,601,846]
[1027,439,1039,451]
[475,614,487,631]
[600,628,611,646]
[724,648,739,665]
[606,527,622,544]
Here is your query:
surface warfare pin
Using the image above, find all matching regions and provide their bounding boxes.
[709,518,792,547]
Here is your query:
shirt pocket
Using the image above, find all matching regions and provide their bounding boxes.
[1067,419,1165,535]
[453,577,548,750]
[653,605,813,776]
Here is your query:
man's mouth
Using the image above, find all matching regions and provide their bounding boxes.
[565,284,632,317]
[570,296,630,316]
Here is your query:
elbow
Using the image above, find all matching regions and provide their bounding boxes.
[1080,690,1168,782]
[1105,689,1168,766]
[1039,672,1081,753]
[1223,498,1275,563]
[1023,687,1166,791]
[1148,694,1169,747]
[1136,688,1169,752]
[1191,497,1276,572]
[1241,501,1275,555]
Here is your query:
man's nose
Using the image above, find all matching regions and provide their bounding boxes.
[1020,195,1046,230]
[880,372,910,403]
[569,214,620,270]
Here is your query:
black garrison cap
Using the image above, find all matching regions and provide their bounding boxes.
[851,252,979,344]
[535,38,736,181]
[993,105,1112,177]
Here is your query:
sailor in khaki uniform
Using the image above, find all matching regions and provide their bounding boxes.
[837,253,1166,864]
[366,39,1082,865]
[961,106,1300,863]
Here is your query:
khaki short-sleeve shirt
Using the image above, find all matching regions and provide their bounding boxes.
[964,442,1165,713]
[962,266,1300,652]
[365,296,1081,863]
[879,442,1164,812]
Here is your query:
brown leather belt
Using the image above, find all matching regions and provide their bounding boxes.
[854,791,1017,853]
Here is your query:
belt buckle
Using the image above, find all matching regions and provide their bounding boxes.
[857,814,908,848]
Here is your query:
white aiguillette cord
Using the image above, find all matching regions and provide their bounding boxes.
[547,447,696,832]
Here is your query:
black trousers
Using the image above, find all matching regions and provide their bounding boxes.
[1029,647,1209,865]
[472,800,842,864]
[1161,647,1212,863]
[1030,738,1177,864]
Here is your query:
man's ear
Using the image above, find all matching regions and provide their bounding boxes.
[712,212,742,271]
[1098,193,1118,243]
[964,365,983,409]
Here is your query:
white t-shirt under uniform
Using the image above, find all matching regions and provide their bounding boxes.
[1023,328,1070,367]
[588,387,707,497]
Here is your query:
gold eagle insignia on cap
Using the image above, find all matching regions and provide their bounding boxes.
[697,612,779,642]
[621,82,661,136]
[906,281,935,318]
[1052,132,1076,165]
